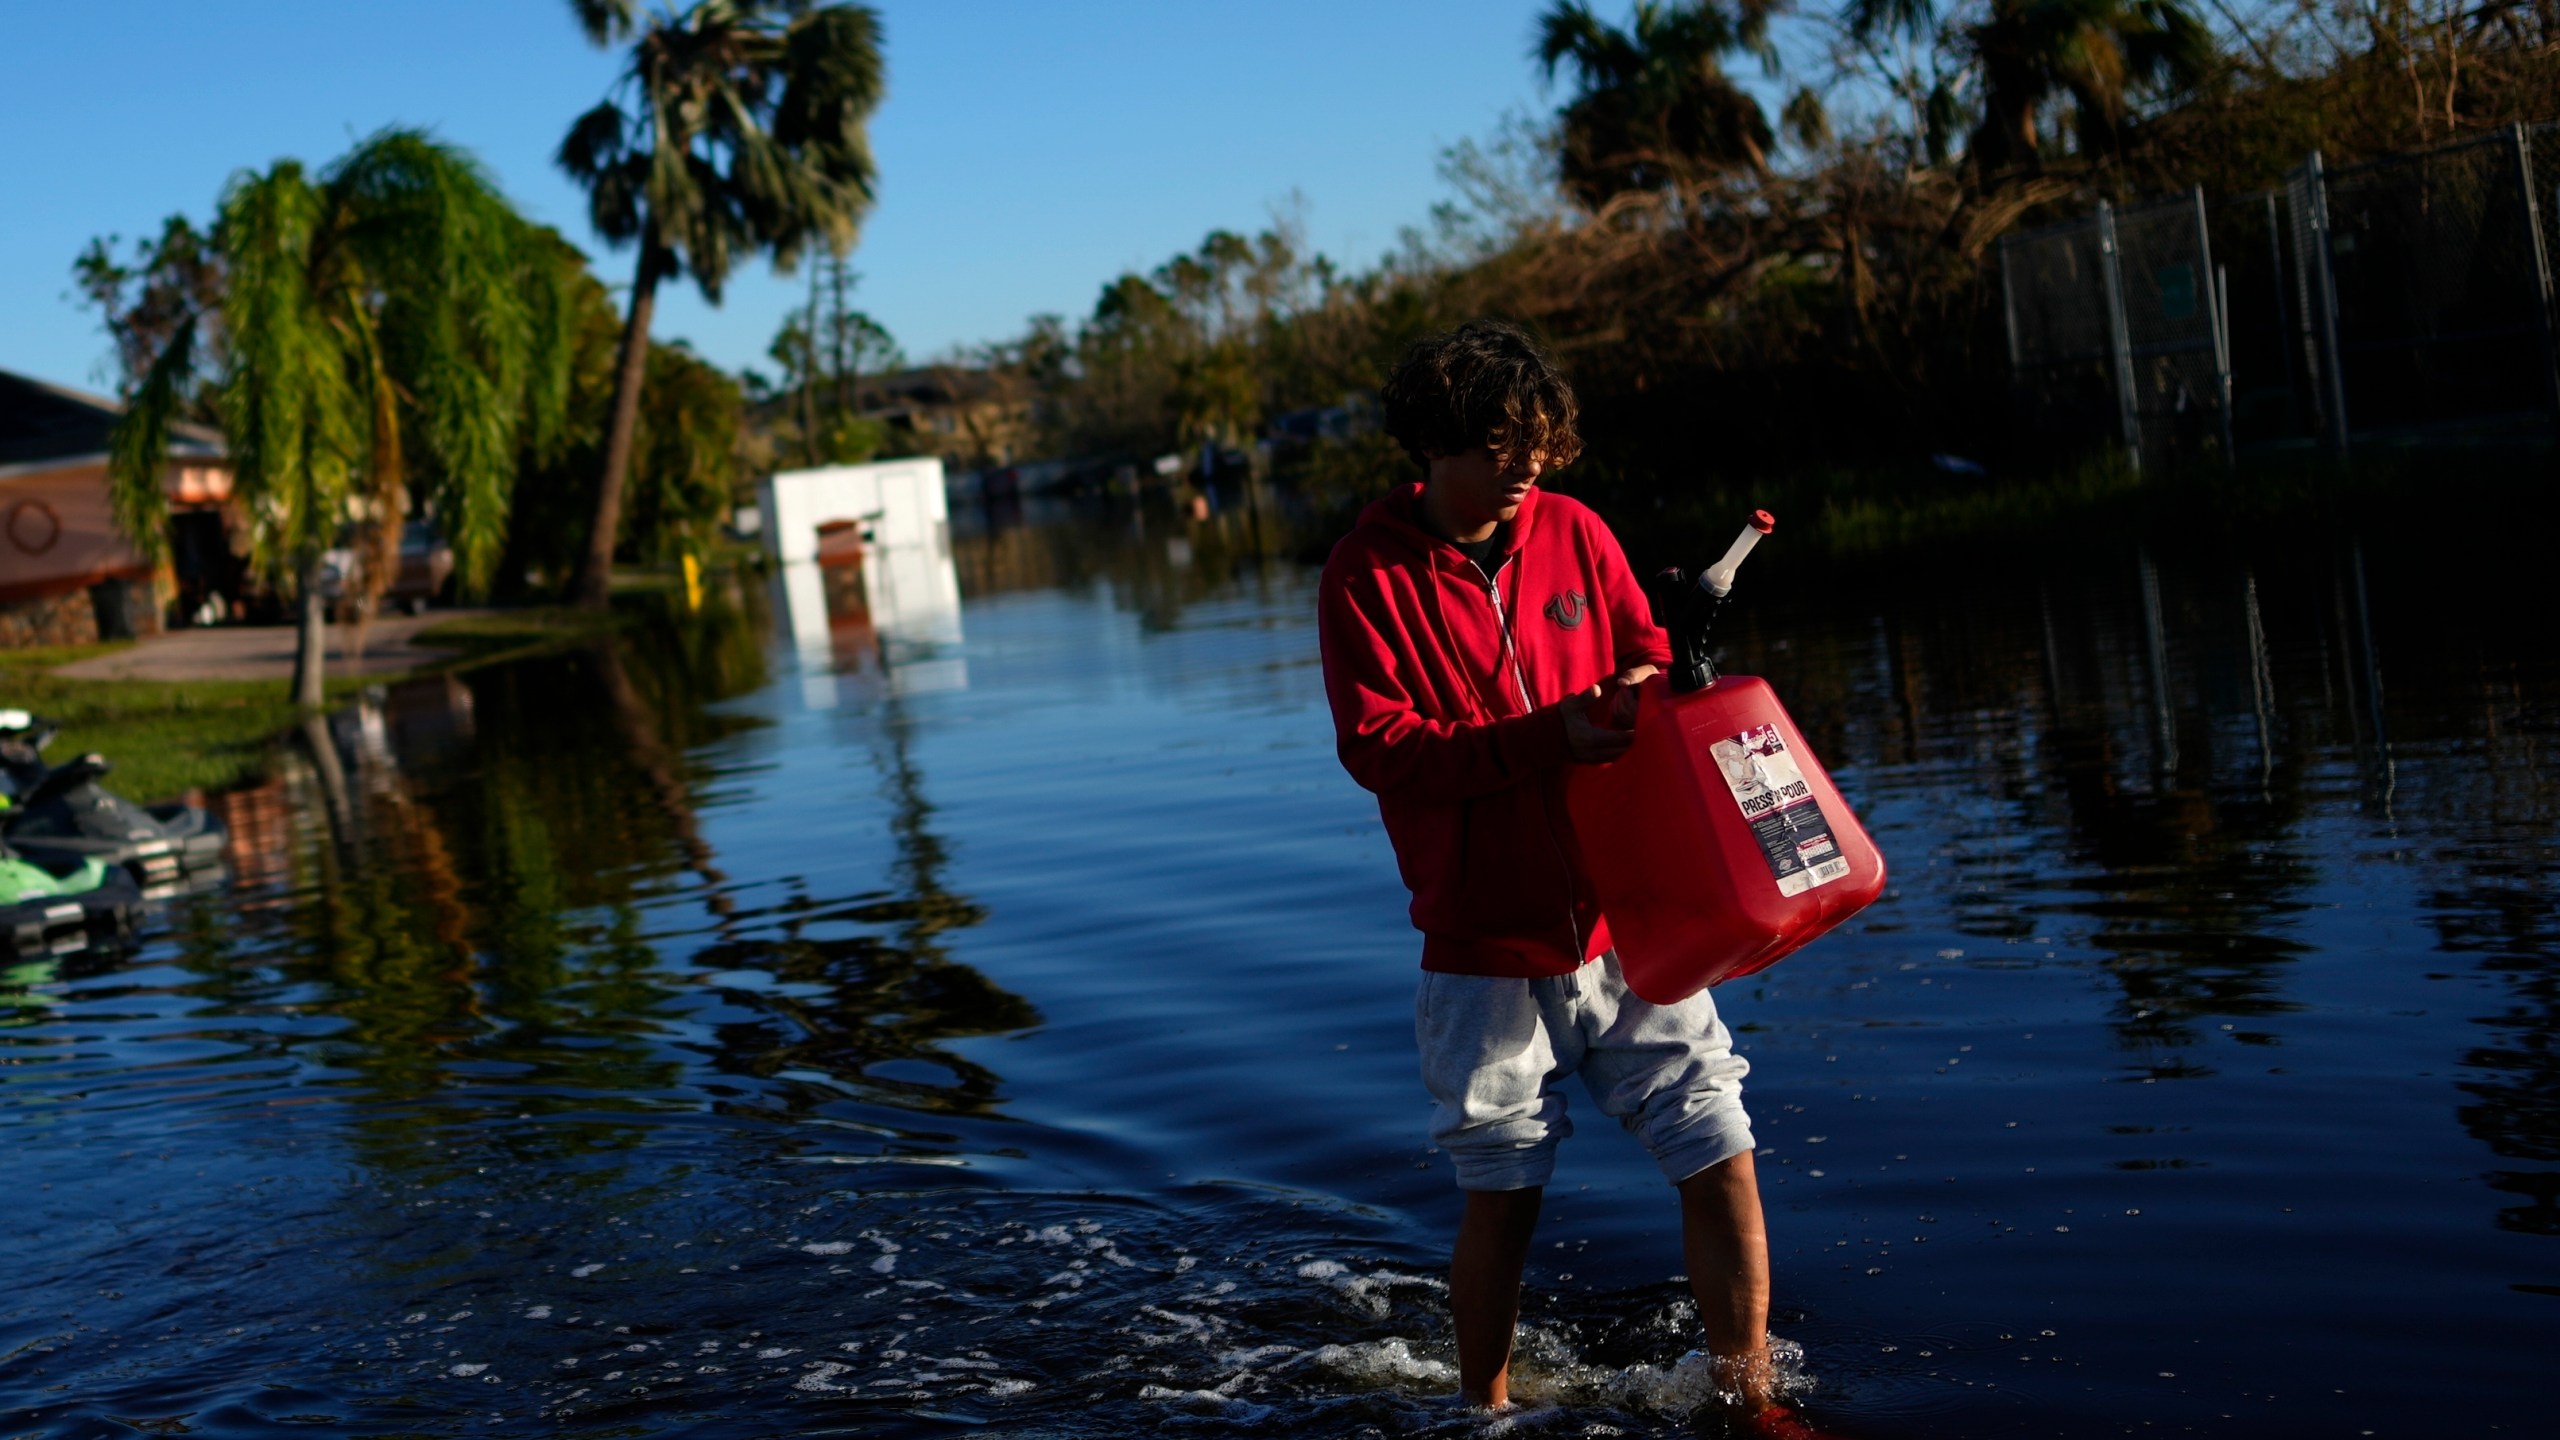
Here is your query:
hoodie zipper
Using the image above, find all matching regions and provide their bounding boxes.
[1466,552,1585,964]
[1471,559,1536,712]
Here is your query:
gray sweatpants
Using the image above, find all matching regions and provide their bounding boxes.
[1415,950,1754,1191]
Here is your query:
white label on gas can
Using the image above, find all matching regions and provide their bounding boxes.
[1711,725,1849,896]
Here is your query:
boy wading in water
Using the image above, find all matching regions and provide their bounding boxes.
[1318,322,1803,1430]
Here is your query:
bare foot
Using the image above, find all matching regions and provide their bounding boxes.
[1711,1347,1776,1412]
[1691,1348,1858,1439]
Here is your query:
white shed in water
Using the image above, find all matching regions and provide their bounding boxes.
[759,458,966,702]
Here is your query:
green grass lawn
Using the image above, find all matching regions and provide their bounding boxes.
[1,606,627,804]
[1,642,317,802]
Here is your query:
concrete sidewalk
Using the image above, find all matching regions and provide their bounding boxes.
[51,611,494,684]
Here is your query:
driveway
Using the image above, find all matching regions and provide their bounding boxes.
[50,611,494,683]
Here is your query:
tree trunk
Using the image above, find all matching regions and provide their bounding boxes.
[575,246,661,610]
[830,259,852,420]
[291,556,328,710]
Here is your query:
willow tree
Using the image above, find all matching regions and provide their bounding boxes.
[109,129,575,707]
[558,0,885,609]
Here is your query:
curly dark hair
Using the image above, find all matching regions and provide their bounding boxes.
[1379,319,1583,473]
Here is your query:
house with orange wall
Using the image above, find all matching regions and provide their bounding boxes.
[0,367,232,650]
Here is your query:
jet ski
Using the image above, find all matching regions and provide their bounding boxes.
[0,714,228,883]
[2,836,141,954]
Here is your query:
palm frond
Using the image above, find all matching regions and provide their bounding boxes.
[559,1,886,303]
[2122,0,2213,91]
[553,1,885,597]
[559,100,634,185]
[775,4,886,152]
[569,0,640,46]
[1535,2,1614,84]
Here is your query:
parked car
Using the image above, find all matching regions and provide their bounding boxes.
[317,521,455,614]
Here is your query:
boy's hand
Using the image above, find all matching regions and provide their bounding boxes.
[1595,665,1654,729]
[1562,682,1636,764]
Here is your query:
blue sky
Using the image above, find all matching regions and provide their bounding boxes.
[4,0,1587,396]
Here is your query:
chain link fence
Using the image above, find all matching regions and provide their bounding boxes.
[2315,127,2559,438]
[2209,190,2306,448]
[2003,123,2560,463]
[2113,191,2232,468]
[2002,192,2233,468]
[1998,213,2121,461]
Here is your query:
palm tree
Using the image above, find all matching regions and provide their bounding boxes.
[1960,0,2213,174]
[110,130,575,707]
[557,0,885,609]
[1535,0,1781,207]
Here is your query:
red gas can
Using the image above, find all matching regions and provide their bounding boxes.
[1565,514,1886,1004]
[1569,674,1886,1003]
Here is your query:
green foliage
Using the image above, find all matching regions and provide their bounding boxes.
[0,648,320,801]
[982,0,2560,521]
[73,216,225,409]
[1536,0,1780,200]
[331,134,583,590]
[1037,220,1416,463]
[558,0,883,300]
[104,314,198,565]
[812,410,887,464]
[558,0,886,604]
[763,254,901,466]
[494,251,627,595]
[1962,0,2214,172]
[502,324,754,589]
[1279,428,1415,542]
[626,342,745,561]
[104,129,578,600]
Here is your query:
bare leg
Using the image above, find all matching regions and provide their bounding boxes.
[1451,1186,1543,1407]
[1678,1149,1775,1410]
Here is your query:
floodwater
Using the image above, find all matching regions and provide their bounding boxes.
[3,491,2553,1438]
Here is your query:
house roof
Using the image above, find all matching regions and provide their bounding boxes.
[0,367,225,471]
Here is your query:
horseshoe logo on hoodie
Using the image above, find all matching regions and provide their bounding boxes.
[1543,589,1587,629]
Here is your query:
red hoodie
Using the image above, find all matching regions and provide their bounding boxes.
[1317,483,1669,976]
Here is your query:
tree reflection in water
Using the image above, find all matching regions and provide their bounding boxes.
[195,577,1036,1180]
[12,504,2560,1437]
[692,695,1032,1120]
